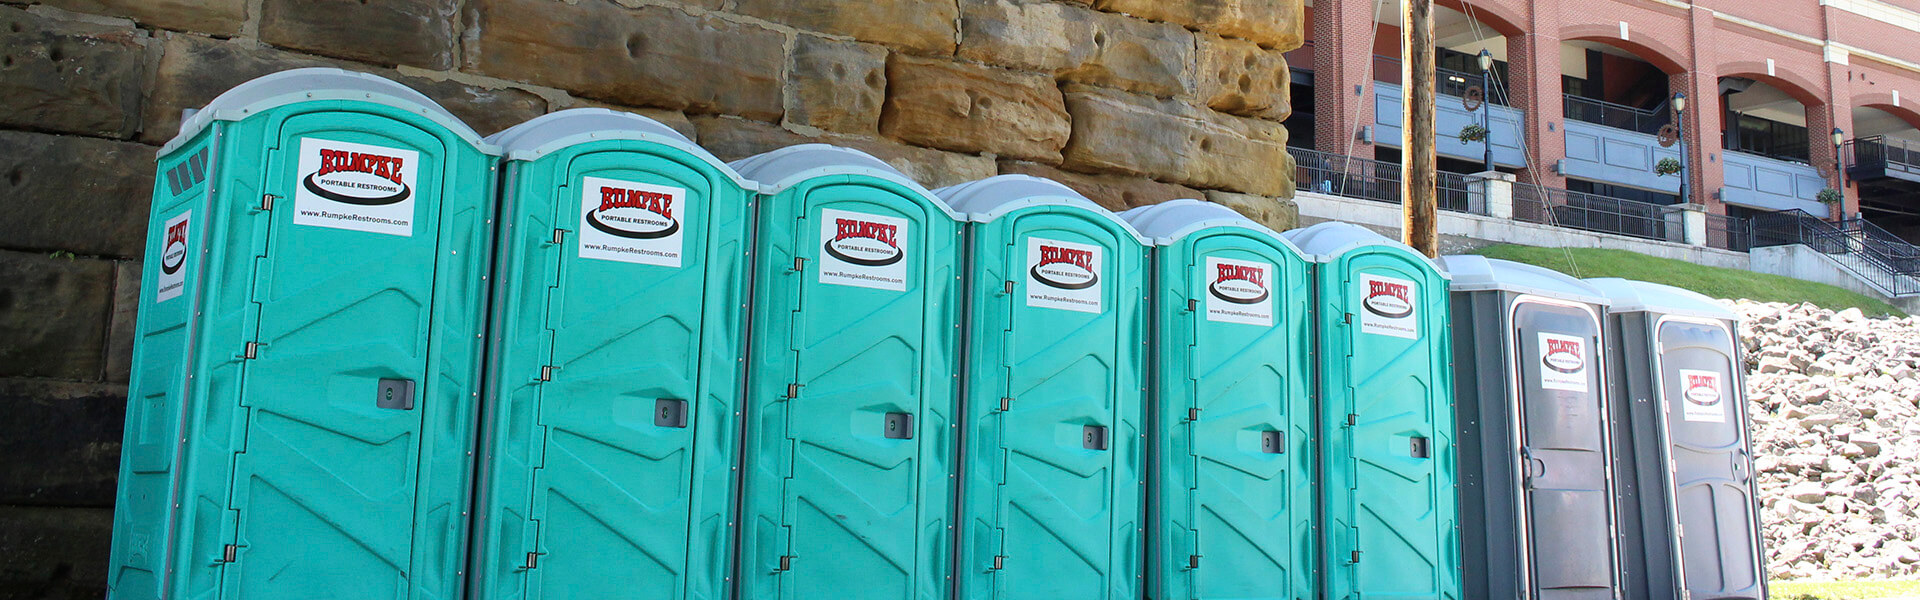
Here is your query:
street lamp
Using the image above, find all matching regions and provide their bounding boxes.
[1833,127,1847,191]
[1479,49,1495,172]
[1674,92,1689,205]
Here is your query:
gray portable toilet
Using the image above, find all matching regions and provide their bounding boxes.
[1586,279,1765,600]
[1124,200,1315,600]
[108,68,497,600]
[731,145,963,600]
[1283,222,1459,600]
[1441,255,1619,600]
[470,109,755,599]
[937,175,1149,600]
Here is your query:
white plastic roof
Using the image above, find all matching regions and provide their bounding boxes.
[483,108,751,187]
[1282,221,1444,275]
[161,68,486,156]
[932,175,1147,244]
[728,143,942,202]
[1584,277,1739,321]
[1119,198,1295,249]
[1439,255,1610,306]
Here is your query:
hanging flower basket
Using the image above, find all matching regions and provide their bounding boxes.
[1817,188,1843,205]
[1457,123,1489,144]
[1654,157,1683,177]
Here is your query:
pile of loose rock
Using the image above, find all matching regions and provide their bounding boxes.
[1735,300,1920,580]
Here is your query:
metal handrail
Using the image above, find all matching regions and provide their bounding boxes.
[1750,209,1920,296]
[1704,213,1752,252]
[1510,185,1680,243]
[1562,94,1671,135]
[1288,147,1479,214]
[1845,135,1920,174]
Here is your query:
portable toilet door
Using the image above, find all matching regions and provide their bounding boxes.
[1283,222,1460,600]
[731,145,963,600]
[106,68,497,600]
[1441,256,1619,600]
[1585,278,1764,600]
[467,109,754,600]
[937,175,1149,600]
[1124,200,1315,600]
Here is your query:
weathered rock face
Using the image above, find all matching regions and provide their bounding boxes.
[882,55,1072,163]
[1199,35,1291,120]
[1735,300,1920,581]
[468,0,784,121]
[0,131,154,258]
[37,0,248,36]
[1062,84,1294,195]
[997,159,1204,211]
[733,0,959,56]
[0,250,114,381]
[960,0,1195,97]
[696,116,998,189]
[1094,0,1304,49]
[1205,189,1299,232]
[260,0,459,69]
[787,35,889,135]
[0,7,152,139]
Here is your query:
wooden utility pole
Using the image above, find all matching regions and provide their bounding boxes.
[1402,0,1439,258]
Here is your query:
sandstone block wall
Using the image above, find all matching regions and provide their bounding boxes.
[0,1,1303,596]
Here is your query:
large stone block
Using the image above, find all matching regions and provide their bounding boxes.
[1093,0,1304,49]
[0,505,112,600]
[1198,34,1290,120]
[260,0,458,69]
[0,131,155,259]
[0,380,126,507]
[468,0,783,121]
[880,55,1070,164]
[0,251,112,381]
[36,0,248,36]
[1061,85,1293,195]
[998,159,1203,212]
[959,0,1192,97]
[144,34,546,144]
[0,7,151,139]
[787,35,888,135]
[733,0,957,56]
[106,260,136,383]
[1206,189,1299,231]
[694,116,996,189]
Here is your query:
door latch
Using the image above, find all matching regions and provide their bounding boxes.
[1261,430,1285,454]
[376,378,415,411]
[883,412,913,439]
[654,398,688,428]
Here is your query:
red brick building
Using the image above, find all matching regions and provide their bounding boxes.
[1287,0,1920,241]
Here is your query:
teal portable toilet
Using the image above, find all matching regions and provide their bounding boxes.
[731,145,964,600]
[937,175,1149,600]
[470,109,755,600]
[1123,200,1315,600]
[107,68,497,599]
[1441,255,1619,600]
[1586,279,1764,600]
[1283,222,1459,600]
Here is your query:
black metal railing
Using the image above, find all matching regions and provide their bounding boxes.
[1845,135,1920,177]
[1563,95,1671,135]
[1289,147,1477,214]
[1511,185,1680,242]
[1705,213,1752,252]
[1750,209,1920,296]
[1372,55,1508,106]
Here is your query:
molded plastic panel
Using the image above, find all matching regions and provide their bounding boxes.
[1656,320,1763,600]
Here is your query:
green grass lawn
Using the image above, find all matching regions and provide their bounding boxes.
[1469,244,1905,317]
[1770,579,1920,599]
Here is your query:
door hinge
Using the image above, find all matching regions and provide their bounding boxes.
[256,194,275,212]
[1343,313,1353,324]
[1187,408,1201,421]
[242,342,259,360]
[991,555,1006,570]
[550,229,566,245]
[787,383,802,399]
[792,257,806,272]
[776,555,793,572]
[1346,413,1358,427]
[1187,554,1201,570]
[1004,280,1015,294]
[219,544,238,563]
[523,552,539,569]
[1350,550,1362,563]
[1186,298,1198,312]
[999,397,1013,411]
[538,366,556,382]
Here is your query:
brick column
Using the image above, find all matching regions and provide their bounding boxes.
[1508,11,1565,189]
[1313,0,1377,160]
[1675,6,1726,215]
[1820,5,1861,220]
